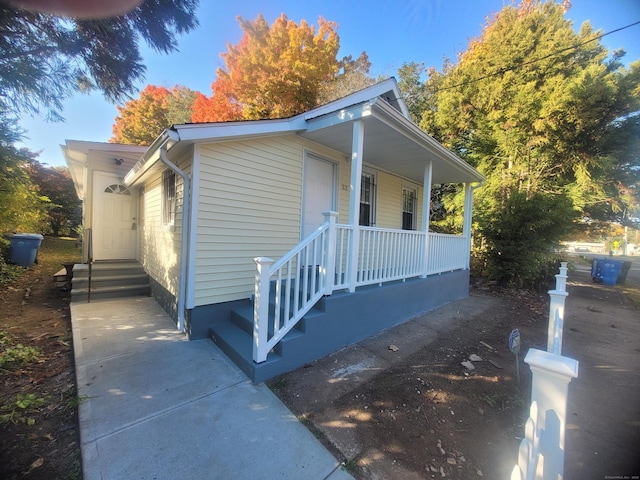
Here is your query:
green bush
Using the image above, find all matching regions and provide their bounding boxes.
[0,237,22,287]
[477,191,576,289]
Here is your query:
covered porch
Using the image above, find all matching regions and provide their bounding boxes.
[251,96,484,366]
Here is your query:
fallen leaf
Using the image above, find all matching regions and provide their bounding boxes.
[30,458,44,469]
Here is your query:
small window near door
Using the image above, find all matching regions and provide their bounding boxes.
[162,170,176,226]
[359,172,376,226]
[104,184,130,195]
[402,187,417,230]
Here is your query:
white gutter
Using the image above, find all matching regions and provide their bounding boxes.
[158,138,190,333]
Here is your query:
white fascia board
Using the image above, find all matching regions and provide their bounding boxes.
[60,145,86,199]
[173,118,301,142]
[63,140,147,155]
[370,99,485,183]
[304,102,373,133]
[303,77,408,121]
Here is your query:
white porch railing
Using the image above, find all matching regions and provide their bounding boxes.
[252,223,330,363]
[253,213,469,363]
[427,232,468,274]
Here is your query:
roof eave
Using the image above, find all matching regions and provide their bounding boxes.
[369,98,485,183]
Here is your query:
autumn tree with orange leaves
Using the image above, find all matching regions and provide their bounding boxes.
[111,84,198,145]
[197,14,341,121]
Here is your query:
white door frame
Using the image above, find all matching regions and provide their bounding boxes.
[301,152,337,240]
[92,171,137,260]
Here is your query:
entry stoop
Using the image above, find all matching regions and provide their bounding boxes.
[70,261,151,303]
[210,299,323,384]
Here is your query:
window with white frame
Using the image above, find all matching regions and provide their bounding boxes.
[402,186,417,230]
[162,170,176,226]
[359,172,376,226]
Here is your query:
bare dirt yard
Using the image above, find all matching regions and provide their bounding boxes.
[0,237,81,480]
[269,259,640,480]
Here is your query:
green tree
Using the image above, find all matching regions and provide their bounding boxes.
[0,124,50,235]
[166,85,198,125]
[415,0,640,286]
[26,161,79,236]
[0,0,199,121]
[318,52,376,104]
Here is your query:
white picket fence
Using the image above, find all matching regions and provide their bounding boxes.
[511,262,579,480]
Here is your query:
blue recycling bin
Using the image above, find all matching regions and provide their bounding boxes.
[8,234,44,267]
[591,257,623,286]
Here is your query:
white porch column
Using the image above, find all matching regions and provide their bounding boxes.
[420,160,433,278]
[462,182,474,269]
[323,211,338,296]
[348,120,364,293]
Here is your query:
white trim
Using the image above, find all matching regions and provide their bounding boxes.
[421,161,433,278]
[301,150,338,241]
[401,182,418,231]
[92,170,137,260]
[348,120,364,293]
[360,168,377,227]
[186,144,200,310]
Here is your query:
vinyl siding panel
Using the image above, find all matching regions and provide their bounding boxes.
[139,148,192,297]
[193,136,306,305]
[376,171,402,229]
[189,133,428,307]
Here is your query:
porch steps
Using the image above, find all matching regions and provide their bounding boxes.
[210,297,328,383]
[209,271,471,384]
[70,261,151,303]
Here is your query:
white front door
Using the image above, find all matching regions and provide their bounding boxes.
[302,154,336,240]
[92,171,137,260]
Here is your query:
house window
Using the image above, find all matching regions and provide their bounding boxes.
[162,170,176,226]
[104,184,130,195]
[359,172,376,226]
[402,187,417,230]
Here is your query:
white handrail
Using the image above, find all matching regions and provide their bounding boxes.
[253,222,330,363]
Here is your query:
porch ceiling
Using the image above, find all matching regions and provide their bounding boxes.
[300,99,484,185]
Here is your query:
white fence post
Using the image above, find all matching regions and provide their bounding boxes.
[522,349,579,480]
[253,257,273,363]
[323,211,338,296]
[555,261,568,292]
[547,290,568,352]
[547,263,569,353]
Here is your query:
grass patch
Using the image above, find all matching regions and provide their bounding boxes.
[36,237,82,275]
[0,393,46,425]
[0,332,42,369]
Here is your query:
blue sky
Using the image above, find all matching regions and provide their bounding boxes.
[17,0,640,167]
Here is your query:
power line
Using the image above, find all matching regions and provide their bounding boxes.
[430,20,640,93]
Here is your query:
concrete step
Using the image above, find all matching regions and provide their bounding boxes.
[70,261,150,303]
[71,283,151,303]
[72,273,150,289]
[72,262,147,279]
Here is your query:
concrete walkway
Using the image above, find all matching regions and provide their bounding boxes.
[70,296,353,480]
